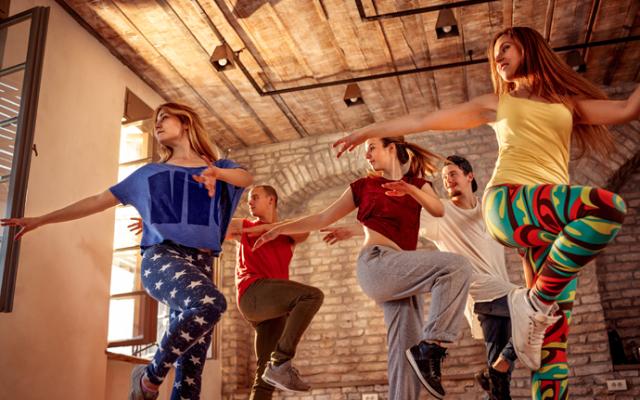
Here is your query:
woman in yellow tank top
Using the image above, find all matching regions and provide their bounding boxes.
[333,27,639,400]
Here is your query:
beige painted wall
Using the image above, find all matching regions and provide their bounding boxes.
[0,1,170,399]
[106,359,221,400]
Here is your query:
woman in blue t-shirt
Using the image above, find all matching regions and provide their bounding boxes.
[250,136,472,400]
[2,102,252,400]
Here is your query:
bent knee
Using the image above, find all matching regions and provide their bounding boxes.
[200,293,227,322]
[598,189,627,223]
[446,253,474,278]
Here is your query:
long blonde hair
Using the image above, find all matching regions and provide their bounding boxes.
[487,27,613,159]
[380,136,443,178]
[153,102,219,162]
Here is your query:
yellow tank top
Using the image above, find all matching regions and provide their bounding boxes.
[487,93,573,188]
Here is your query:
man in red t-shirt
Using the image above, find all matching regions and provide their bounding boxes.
[227,185,324,399]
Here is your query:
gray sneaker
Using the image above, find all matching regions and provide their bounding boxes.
[261,360,311,393]
[129,364,159,400]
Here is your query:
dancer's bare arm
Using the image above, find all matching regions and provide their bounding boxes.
[381,181,444,217]
[253,188,356,249]
[226,218,244,240]
[1,190,120,240]
[334,94,498,157]
[241,220,310,244]
[193,158,254,197]
[321,224,363,245]
[128,217,143,235]
[575,85,640,125]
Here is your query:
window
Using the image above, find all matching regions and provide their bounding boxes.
[0,7,49,313]
[106,90,157,356]
[106,91,221,361]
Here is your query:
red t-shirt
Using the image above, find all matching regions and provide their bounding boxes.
[236,219,294,301]
[350,175,429,251]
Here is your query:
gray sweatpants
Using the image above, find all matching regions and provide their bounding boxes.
[356,245,473,400]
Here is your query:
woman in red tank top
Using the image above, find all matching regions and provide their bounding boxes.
[252,136,473,400]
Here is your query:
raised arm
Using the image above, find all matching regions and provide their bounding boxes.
[225,218,244,241]
[253,187,357,249]
[321,223,364,245]
[1,189,120,240]
[334,93,498,157]
[381,181,444,217]
[575,85,640,125]
[243,219,310,244]
[193,158,254,197]
[215,167,254,187]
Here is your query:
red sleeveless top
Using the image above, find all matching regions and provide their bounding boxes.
[235,219,294,300]
[350,175,429,251]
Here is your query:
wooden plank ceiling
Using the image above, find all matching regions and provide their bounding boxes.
[58,0,640,150]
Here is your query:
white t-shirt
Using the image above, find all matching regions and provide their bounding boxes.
[420,198,517,339]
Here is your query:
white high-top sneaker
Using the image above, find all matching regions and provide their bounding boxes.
[508,288,560,370]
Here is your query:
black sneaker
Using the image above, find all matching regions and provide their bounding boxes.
[488,367,511,400]
[405,341,447,399]
[475,367,491,393]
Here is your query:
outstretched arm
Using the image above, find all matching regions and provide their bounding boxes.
[381,181,444,217]
[253,187,357,249]
[575,85,640,125]
[193,158,254,197]
[334,94,498,157]
[243,219,310,244]
[1,189,120,240]
[321,223,364,245]
[225,218,244,241]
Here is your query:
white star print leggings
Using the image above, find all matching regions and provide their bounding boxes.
[141,241,227,400]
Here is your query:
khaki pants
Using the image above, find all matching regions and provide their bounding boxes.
[239,279,324,400]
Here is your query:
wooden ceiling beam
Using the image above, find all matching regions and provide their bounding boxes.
[503,0,513,28]
[602,0,639,85]
[208,0,350,136]
[108,0,252,147]
[543,0,556,40]
[158,0,280,144]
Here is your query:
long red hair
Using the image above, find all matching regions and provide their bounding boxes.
[487,27,613,159]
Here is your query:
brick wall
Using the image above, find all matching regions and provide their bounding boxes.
[598,164,640,363]
[218,83,640,399]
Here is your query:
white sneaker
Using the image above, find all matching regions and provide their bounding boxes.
[508,288,560,370]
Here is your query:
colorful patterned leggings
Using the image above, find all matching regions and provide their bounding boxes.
[483,184,626,400]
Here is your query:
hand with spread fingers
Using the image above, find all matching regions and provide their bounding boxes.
[0,217,43,240]
[252,227,281,250]
[321,226,356,245]
[333,130,368,158]
[242,223,276,237]
[192,157,219,197]
[127,217,143,235]
[381,180,416,197]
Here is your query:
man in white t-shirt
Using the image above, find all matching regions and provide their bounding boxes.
[322,155,518,400]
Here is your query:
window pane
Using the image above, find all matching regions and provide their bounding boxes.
[107,297,136,342]
[110,248,141,294]
[1,19,31,69]
[0,68,23,124]
[134,302,170,359]
[118,160,147,182]
[119,120,152,164]
[0,70,24,251]
[113,206,141,249]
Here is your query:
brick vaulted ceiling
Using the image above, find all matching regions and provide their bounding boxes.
[56,0,640,150]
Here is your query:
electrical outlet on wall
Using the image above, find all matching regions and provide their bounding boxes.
[362,394,379,400]
[606,379,627,392]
